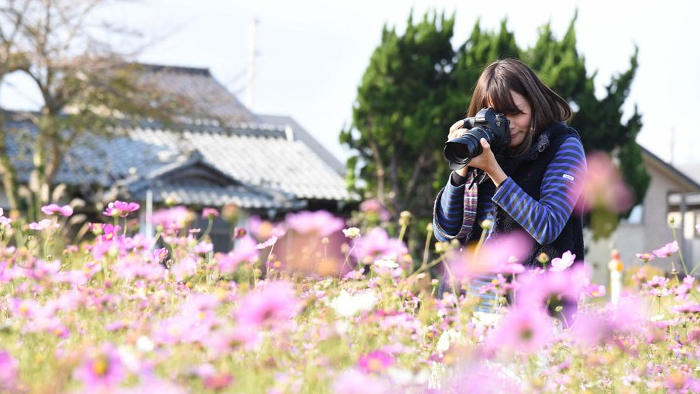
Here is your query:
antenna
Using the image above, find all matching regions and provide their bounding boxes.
[246,18,259,110]
[670,126,675,165]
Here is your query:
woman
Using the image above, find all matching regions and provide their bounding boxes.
[433,58,587,319]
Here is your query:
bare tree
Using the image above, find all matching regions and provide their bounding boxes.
[0,0,190,219]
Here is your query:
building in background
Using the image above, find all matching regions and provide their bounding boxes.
[586,146,700,287]
[1,65,358,251]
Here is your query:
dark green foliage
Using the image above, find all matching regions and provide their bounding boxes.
[340,10,457,220]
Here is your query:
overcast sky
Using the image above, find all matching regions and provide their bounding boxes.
[3,0,699,167]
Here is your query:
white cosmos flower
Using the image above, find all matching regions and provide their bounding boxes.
[328,289,377,317]
[373,258,399,269]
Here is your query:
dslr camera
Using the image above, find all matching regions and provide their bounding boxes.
[443,108,511,170]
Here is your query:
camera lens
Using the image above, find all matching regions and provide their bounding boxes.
[443,127,488,169]
[445,135,480,161]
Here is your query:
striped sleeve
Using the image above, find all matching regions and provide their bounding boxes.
[433,173,475,242]
[491,137,587,245]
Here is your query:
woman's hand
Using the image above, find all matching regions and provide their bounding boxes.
[447,120,507,185]
[447,119,470,177]
[468,138,508,187]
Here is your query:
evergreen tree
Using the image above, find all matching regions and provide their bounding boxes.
[340,10,457,221]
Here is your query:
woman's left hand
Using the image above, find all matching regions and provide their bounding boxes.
[468,138,508,187]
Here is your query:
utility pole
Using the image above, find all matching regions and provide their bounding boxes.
[246,18,259,110]
[670,126,675,165]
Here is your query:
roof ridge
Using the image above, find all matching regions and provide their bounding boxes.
[134,118,290,136]
[136,62,212,76]
[640,145,700,192]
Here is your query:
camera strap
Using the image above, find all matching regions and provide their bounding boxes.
[467,169,487,190]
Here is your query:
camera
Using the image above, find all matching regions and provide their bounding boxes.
[443,108,511,170]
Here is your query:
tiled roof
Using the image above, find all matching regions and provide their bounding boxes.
[115,153,303,210]
[138,64,255,124]
[124,123,355,201]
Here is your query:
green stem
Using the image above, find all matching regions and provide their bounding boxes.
[398,223,408,243]
[339,242,356,277]
[420,227,433,272]
[669,225,689,275]
[407,254,447,278]
[199,218,214,241]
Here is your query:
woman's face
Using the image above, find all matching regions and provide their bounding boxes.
[502,91,532,148]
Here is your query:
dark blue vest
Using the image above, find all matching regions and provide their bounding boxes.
[487,122,585,267]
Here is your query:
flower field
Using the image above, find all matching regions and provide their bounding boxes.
[1,202,699,394]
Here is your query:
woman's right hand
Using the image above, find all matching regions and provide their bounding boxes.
[447,119,469,177]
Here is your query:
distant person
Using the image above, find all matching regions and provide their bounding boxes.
[432,58,587,323]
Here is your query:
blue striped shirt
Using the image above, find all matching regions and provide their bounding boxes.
[434,136,587,311]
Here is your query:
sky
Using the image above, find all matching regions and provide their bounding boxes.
[2,0,700,167]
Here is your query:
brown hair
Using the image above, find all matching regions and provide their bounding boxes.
[467,58,572,155]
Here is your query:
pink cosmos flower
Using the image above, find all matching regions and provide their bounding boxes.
[359,199,391,222]
[233,226,247,239]
[353,228,408,265]
[636,252,655,263]
[201,208,219,220]
[570,294,648,346]
[332,368,390,394]
[205,325,261,355]
[169,256,198,281]
[151,316,189,346]
[41,203,74,217]
[653,241,678,258]
[53,269,89,286]
[246,215,285,240]
[28,219,60,231]
[90,223,122,241]
[550,251,576,272]
[357,350,394,374]
[665,372,700,394]
[0,214,11,229]
[674,276,695,301]
[192,241,213,254]
[114,257,166,281]
[644,275,670,297]
[444,361,523,394]
[217,235,259,274]
[569,309,614,346]
[578,151,633,214]
[73,343,126,388]
[152,248,168,265]
[0,350,19,392]
[516,265,588,324]
[480,231,533,268]
[284,210,345,236]
[672,303,700,314]
[113,376,188,394]
[103,200,140,218]
[193,364,233,390]
[235,281,301,330]
[151,206,191,230]
[583,283,606,298]
[483,307,554,354]
[256,236,278,249]
[26,259,61,281]
[478,274,516,296]
[445,231,531,280]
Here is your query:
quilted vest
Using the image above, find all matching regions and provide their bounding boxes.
[486,122,585,267]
